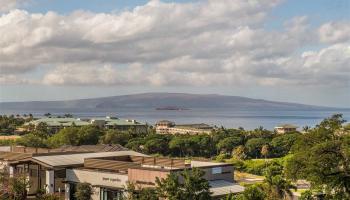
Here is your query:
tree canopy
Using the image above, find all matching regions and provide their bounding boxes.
[156,168,212,200]
[285,114,350,199]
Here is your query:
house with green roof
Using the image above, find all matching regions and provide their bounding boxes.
[25,117,147,133]
[90,116,147,133]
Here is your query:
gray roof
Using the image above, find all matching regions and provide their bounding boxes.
[190,160,227,167]
[52,144,128,152]
[32,151,147,167]
[209,180,245,196]
[25,118,90,127]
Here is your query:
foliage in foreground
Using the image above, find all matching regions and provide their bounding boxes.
[125,168,211,200]
[75,182,93,200]
[285,114,350,199]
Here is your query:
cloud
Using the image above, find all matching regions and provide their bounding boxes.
[0,0,27,13]
[0,0,349,88]
[319,21,350,44]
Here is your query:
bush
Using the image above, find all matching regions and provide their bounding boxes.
[244,160,267,175]
[215,153,230,162]
[227,158,246,171]
[75,183,93,200]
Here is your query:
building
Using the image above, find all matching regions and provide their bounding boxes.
[1,145,244,199]
[90,117,147,133]
[156,120,214,135]
[24,117,90,132]
[24,116,147,133]
[274,124,298,134]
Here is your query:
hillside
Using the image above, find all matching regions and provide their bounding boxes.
[0,93,337,111]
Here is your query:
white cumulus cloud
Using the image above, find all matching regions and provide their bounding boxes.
[0,0,349,88]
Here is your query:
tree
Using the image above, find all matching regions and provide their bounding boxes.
[263,164,296,200]
[299,190,313,200]
[216,136,242,155]
[156,168,212,200]
[100,130,131,146]
[285,114,350,199]
[125,138,145,152]
[47,127,80,147]
[181,168,212,200]
[63,113,73,118]
[232,145,247,160]
[233,184,266,200]
[247,127,273,139]
[17,133,47,148]
[270,133,299,157]
[261,144,269,159]
[0,172,31,200]
[75,182,93,200]
[44,113,52,117]
[169,137,187,157]
[77,125,102,145]
[143,138,169,154]
[124,182,158,200]
[245,138,270,158]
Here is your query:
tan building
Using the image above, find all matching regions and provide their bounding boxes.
[274,124,298,134]
[1,145,244,200]
[156,120,214,135]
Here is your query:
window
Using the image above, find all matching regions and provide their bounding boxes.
[100,188,123,200]
[212,167,222,174]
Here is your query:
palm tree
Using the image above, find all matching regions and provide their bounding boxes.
[263,165,296,200]
[261,144,269,160]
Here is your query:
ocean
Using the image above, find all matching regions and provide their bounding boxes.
[1,107,350,130]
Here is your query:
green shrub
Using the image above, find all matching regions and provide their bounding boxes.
[215,153,230,162]
[227,158,246,171]
[244,159,267,175]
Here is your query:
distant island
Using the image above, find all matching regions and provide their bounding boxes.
[155,106,190,111]
[0,92,345,112]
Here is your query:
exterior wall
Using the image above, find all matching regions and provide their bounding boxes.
[0,146,11,152]
[168,127,211,135]
[156,126,170,134]
[106,125,148,134]
[128,168,170,188]
[275,128,297,134]
[200,166,234,182]
[46,170,55,193]
[66,169,128,189]
[156,127,211,135]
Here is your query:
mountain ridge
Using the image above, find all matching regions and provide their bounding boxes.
[0,93,346,111]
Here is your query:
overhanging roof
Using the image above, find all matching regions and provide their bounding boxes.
[23,151,146,168]
[209,180,245,196]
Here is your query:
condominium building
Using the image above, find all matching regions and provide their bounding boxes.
[274,124,298,134]
[24,116,147,133]
[155,120,214,135]
[0,145,244,200]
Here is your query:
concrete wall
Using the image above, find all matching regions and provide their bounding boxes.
[66,169,128,189]
[66,169,128,200]
[128,168,170,188]
[200,166,234,182]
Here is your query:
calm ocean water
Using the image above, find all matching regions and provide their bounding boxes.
[1,107,350,130]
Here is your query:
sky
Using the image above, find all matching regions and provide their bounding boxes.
[0,0,349,107]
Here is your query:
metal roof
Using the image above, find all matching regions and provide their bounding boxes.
[52,144,128,152]
[32,151,147,167]
[190,160,228,167]
[209,180,245,196]
[25,118,90,127]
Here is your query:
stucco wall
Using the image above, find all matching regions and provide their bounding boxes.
[128,168,170,188]
[66,169,128,188]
